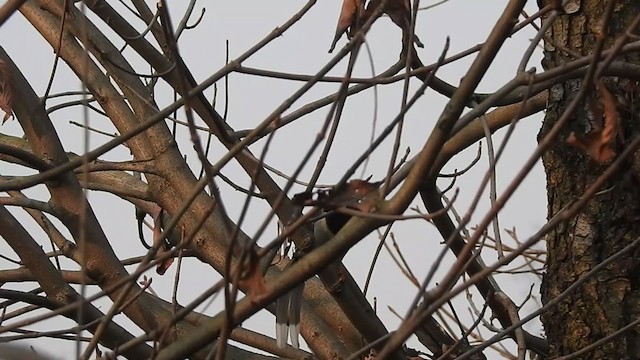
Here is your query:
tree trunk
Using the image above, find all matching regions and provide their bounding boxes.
[539,1,640,358]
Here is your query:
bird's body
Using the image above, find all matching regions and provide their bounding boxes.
[275,282,303,349]
[274,213,351,349]
[275,179,378,349]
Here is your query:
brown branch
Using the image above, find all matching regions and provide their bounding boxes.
[0,206,153,358]
[1,38,188,354]
[0,269,94,285]
[82,1,403,356]
[0,0,25,26]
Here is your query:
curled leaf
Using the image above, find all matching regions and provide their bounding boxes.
[329,0,364,53]
[567,80,619,164]
[155,244,174,275]
[0,60,14,124]
[151,206,174,275]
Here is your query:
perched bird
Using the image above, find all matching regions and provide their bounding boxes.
[276,179,377,349]
[275,212,352,349]
[276,280,303,349]
[313,212,353,248]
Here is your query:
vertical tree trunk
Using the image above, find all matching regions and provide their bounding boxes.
[539,1,640,358]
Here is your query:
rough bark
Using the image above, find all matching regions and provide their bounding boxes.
[539,0,640,358]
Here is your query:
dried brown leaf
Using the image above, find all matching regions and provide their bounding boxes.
[599,80,619,148]
[329,0,364,53]
[151,205,163,247]
[0,60,14,124]
[155,245,174,275]
[150,206,174,275]
[567,80,619,164]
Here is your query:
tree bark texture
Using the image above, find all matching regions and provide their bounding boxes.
[540,0,640,358]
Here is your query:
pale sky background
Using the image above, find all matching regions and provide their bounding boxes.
[0,1,547,359]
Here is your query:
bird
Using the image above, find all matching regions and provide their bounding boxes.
[275,211,352,349]
[275,280,303,349]
[276,179,379,349]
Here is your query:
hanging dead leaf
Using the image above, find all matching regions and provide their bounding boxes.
[365,0,424,48]
[0,60,14,124]
[150,206,174,275]
[329,0,364,53]
[599,80,620,145]
[151,206,163,246]
[155,243,174,275]
[567,80,619,164]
